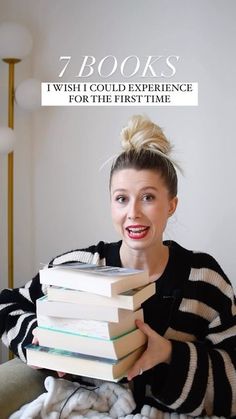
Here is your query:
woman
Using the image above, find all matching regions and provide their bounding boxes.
[0,115,236,417]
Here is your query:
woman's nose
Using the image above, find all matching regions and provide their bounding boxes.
[127,201,141,221]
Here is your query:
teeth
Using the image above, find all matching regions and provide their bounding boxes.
[128,227,147,233]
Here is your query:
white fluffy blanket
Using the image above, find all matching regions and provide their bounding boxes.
[9,376,225,419]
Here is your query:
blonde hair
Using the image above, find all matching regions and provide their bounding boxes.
[121,114,172,156]
[110,115,180,198]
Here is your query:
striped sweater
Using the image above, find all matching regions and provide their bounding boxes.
[0,240,236,417]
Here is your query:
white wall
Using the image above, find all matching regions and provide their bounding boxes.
[0,0,235,298]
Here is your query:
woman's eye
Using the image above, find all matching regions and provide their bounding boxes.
[115,195,127,203]
[143,194,155,202]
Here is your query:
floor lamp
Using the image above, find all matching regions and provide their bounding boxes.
[0,22,33,359]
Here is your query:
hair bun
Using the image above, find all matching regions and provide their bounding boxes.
[120,115,172,155]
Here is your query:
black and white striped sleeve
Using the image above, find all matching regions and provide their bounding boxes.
[148,257,236,417]
[0,273,43,362]
[0,243,106,362]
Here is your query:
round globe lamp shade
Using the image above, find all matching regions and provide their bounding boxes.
[15,78,41,111]
[0,127,16,154]
[0,22,32,59]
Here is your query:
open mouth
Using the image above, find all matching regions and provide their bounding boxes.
[126,226,150,239]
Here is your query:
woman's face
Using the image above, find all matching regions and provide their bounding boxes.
[110,168,178,252]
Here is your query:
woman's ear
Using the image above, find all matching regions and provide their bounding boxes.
[168,196,178,217]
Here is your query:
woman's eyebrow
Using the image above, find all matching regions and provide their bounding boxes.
[111,188,127,194]
[140,186,158,191]
[112,186,158,195]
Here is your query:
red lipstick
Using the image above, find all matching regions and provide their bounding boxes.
[126,225,150,240]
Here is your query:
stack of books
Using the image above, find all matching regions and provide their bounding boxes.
[26,263,155,381]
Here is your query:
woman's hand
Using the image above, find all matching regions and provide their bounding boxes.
[29,331,41,370]
[127,319,172,381]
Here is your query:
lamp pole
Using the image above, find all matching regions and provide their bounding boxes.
[0,22,32,362]
[3,58,20,290]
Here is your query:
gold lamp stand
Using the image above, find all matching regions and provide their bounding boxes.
[0,22,33,362]
[3,58,21,291]
[3,59,21,360]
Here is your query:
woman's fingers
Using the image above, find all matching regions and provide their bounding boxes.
[57,371,66,377]
[32,335,39,345]
[31,329,66,377]
[127,320,172,380]
[135,319,154,337]
[127,352,147,381]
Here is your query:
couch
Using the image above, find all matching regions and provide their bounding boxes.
[0,357,52,418]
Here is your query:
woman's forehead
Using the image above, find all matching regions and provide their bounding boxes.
[110,168,165,190]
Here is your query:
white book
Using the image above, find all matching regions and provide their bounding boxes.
[40,263,149,297]
[47,282,156,311]
[37,308,144,339]
[26,344,145,382]
[36,296,132,323]
[34,326,147,360]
